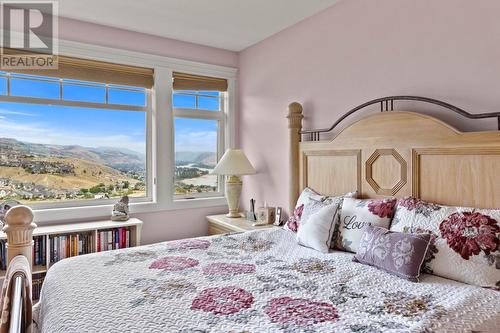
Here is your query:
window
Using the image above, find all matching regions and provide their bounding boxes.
[0,69,152,208]
[0,44,236,220]
[172,73,227,198]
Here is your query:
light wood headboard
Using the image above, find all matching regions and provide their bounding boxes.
[287,101,500,213]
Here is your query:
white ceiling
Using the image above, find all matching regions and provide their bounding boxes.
[57,0,338,51]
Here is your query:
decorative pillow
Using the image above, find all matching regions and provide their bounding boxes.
[390,197,500,288]
[285,187,354,233]
[296,201,341,253]
[353,225,431,282]
[335,197,397,253]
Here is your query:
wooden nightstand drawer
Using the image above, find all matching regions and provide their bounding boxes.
[208,223,234,235]
[206,214,276,235]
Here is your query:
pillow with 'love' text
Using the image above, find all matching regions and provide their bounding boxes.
[335,197,397,253]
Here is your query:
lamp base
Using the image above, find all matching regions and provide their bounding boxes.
[225,175,242,218]
[226,212,241,218]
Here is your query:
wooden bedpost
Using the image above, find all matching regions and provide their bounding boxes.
[287,102,303,214]
[3,205,36,267]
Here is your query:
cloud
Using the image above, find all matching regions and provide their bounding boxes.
[175,130,217,152]
[0,109,36,116]
[0,119,145,154]
[0,115,216,154]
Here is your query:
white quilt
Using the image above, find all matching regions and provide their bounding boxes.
[35,228,500,333]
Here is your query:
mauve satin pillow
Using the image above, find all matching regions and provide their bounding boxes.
[353,225,431,282]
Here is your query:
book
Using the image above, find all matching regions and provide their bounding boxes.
[0,240,6,270]
[120,228,126,248]
[97,231,100,252]
[32,272,46,301]
[107,231,112,251]
[114,229,119,250]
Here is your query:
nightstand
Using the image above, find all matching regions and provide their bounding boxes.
[206,214,277,235]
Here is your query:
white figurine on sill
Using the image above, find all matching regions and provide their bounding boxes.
[111,196,130,221]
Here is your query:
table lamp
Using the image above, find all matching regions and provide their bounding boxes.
[212,149,256,217]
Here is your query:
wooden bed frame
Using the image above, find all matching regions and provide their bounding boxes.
[287,96,500,213]
[2,96,500,332]
[2,205,36,333]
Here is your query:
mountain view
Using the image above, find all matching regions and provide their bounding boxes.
[174,151,218,195]
[0,138,147,203]
[0,77,221,203]
[0,137,218,203]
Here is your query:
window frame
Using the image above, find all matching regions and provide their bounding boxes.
[172,90,227,200]
[0,73,153,210]
[2,34,237,224]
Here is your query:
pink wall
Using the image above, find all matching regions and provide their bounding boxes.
[135,206,225,245]
[238,0,500,216]
[56,18,236,244]
[59,17,238,68]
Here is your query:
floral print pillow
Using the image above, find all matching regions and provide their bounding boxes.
[390,197,500,288]
[335,197,397,253]
[285,187,348,233]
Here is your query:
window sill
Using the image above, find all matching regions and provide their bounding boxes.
[171,196,227,209]
[32,196,227,225]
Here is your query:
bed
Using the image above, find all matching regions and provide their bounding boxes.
[36,228,499,332]
[2,96,500,333]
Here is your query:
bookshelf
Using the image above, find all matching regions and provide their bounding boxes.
[0,218,143,300]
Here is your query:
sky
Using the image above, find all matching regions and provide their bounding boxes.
[174,117,217,153]
[0,73,219,156]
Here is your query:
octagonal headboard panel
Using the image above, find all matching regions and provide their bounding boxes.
[287,102,500,213]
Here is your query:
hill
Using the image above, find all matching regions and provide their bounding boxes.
[0,156,139,190]
[0,138,146,202]
[175,151,217,167]
[0,138,145,172]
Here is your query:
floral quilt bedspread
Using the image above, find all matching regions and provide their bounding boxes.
[35,228,500,333]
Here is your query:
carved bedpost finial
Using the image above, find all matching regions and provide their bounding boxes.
[3,205,36,266]
[287,102,303,215]
[287,102,303,129]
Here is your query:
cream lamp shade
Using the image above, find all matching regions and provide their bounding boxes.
[212,149,255,218]
[212,149,256,176]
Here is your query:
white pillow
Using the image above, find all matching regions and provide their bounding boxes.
[285,187,356,233]
[296,202,340,253]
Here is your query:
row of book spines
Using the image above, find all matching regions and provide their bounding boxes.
[0,240,6,270]
[33,236,46,266]
[32,273,45,301]
[50,233,93,263]
[0,227,133,270]
[96,228,130,252]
